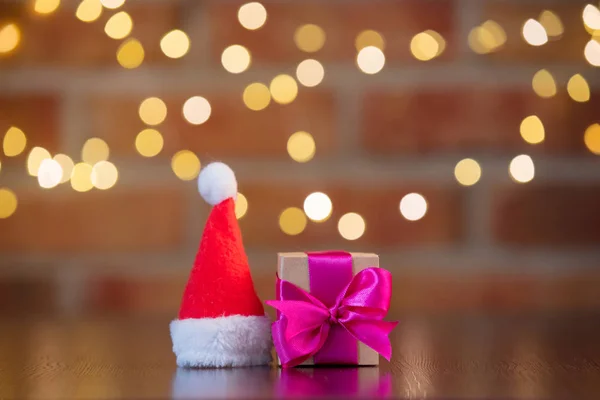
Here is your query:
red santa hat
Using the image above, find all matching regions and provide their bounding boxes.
[170,162,272,368]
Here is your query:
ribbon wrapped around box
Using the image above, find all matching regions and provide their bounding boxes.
[266,251,398,367]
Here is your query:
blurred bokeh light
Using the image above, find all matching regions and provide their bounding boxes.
[76,0,103,23]
[37,159,62,189]
[221,45,251,74]
[235,192,249,219]
[3,127,27,157]
[400,193,427,221]
[183,96,211,125]
[303,192,332,222]
[338,212,366,241]
[238,2,267,30]
[355,30,385,51]
[287,131,316,163]
[26,147,51,176]
[104,11,132,40]
[509,155,535,183]
[357,46,385,74]
[70,163,94,192]
[410,30,444,61]
[81,138,109,164]
[567,74,590,102]
[91,161,118,190]
[538,10,563,38]
[34,0,60,15]
[532,69,557,98]
[279,207,307,235]
[0,23,20,54]
[522,19,548,46]
[53,154,74,184]
[171,150,200,181]
[584,39,600,66]
[269,74,298,105]
[520,115,545,144]
[116,38,144,68]
[294,24,325,53]
[243,82,271,111]
[296,59,324,87]
[454,158,482,186]
[100,0,125,10]
[139,97,167,126]
[160,30,190,59]
[584,124,600,155]
[583,5,600,31]
[0,188,18,219]
[135,129,164,157]
[468,20,506,54]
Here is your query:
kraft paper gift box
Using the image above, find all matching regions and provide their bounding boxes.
[273,251,386,367]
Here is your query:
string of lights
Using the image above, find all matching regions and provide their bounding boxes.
[0,0,599,242]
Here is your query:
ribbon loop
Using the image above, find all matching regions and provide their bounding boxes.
[266,266,397,368]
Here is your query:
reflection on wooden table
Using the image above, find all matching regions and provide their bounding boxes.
[2,314,600,399]
[172,367,390,398]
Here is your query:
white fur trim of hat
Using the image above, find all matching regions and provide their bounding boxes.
[170,314,272,368]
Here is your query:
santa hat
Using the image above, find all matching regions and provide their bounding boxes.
[170,162,272,368]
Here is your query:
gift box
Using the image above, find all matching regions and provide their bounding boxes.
[267,251,397,367]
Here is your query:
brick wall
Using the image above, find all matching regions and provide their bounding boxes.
[1,0,600,316]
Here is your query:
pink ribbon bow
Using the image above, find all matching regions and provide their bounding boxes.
[266,267,398,368]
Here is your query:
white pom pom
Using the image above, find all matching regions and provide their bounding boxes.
[197,162,238,206]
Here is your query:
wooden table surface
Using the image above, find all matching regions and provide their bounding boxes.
[1,314,600,399]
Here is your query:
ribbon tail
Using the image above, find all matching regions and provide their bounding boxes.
[268,306,332,368]
[342,320,398,361]
[271,318,308,367]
